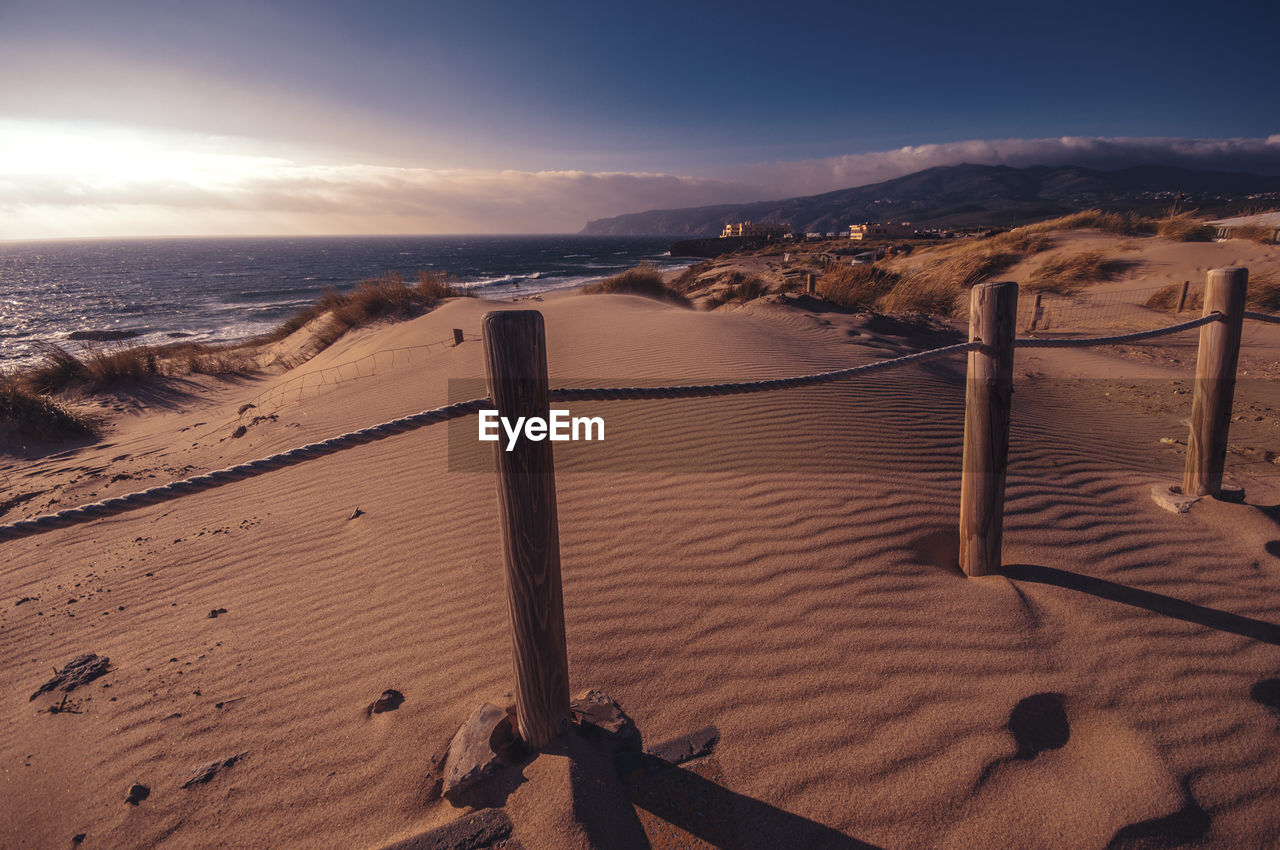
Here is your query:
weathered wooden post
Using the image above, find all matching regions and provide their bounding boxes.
[806,273,816,295]
[453,328,465,346]
[1182,268,1248,498]
[959,281,1018,577]
[1176,280,1190,313]
[481,310,570,749]
[1026,292,1043,332]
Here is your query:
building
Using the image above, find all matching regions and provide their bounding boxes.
[720,221,790,239]
[849,222,916,241]
[1208,211,1280,243]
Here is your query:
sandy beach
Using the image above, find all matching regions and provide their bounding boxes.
[3,230,1280,848]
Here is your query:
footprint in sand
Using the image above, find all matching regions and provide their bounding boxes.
[942,693,1206,850]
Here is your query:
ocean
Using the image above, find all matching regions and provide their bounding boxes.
[0,235,686,368]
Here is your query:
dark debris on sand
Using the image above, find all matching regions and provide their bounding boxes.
[30,654,110,702]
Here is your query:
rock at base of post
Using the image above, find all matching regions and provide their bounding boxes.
[1151,484,1199,514]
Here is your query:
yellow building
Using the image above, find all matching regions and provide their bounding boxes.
[721,221,789,239]
[849,222,915,240]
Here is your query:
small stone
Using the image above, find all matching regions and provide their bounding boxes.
[441,702,520,800]
[230,426,246,439]
[125,783,149,805]
[237,403,256,415]
[1151,484,1198,514]
[207,608,227,619]
[1218,483,1246,504]
[182,752,245,788]
[646,725,720,766]
[72,834,86,845]
[367,689,404,716]
[571,689,641,754]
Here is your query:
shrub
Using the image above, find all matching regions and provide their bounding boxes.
[0,380,95,441]
[1157,214,1214,242]
[582,263,689,305]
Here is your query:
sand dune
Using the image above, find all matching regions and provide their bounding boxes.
[4,240,1280,847]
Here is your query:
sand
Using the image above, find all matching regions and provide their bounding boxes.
[2,232,1280,848]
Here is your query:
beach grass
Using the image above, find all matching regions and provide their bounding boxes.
[582,263,690,306]
[0,379,95,441]
[1156,213,1215,242]
[1025,251,1132,294]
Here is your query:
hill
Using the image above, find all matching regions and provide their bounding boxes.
[579,163,1280,236]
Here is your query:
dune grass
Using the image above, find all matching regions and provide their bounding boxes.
[582,263,689,306]
[0,380,95,441]
[1145,273,1280,314]
[1228,223,1277,244]
[703,272,768,309]
[294,271,472,350]
[815,265,900,310]
[1021,210,1158,237]
[1025,251,1132,294]
[1156,214,1215,242]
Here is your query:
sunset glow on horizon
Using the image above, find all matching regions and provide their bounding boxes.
[2,0,1277,240]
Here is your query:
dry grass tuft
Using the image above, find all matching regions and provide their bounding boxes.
[1025,251,1132,294]
[288,270,472,350]
[815,265,900,310]
[704,272,768,309]
[878,276,965,316]
[1144,283,1201,313]
[582,263,689,306]
[1228,223,1277,244]
[1248,274,1280,313]
[0,380,96,442]
[1022,210,1157,237]
[1157,214,1215,242]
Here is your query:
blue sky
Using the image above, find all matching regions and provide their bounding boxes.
[1,0,1277,237]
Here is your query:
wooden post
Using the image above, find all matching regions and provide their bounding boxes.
[453,328,465,346]
[1176,280,1190,313]
[806,273,816,295]
[1026,292,1043,332]
[959,281,1018,577]
[1182,268,1248,498]
[481,310,570,749]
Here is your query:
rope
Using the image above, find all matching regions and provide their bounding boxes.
[0,342,975,542]
[0,398,490,543]
[1015,313,1220,348]
[1244,311,1280,325]
[549,341,978,402]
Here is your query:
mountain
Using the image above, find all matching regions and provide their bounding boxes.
[579,164,1280,236]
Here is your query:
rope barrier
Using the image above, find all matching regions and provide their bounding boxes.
[1244,311,1280,325]
[0,342,976,543]
[1015,313,1220,348]
[549,341,978,402]
[0,310,1238,543]
[0,398,490,543]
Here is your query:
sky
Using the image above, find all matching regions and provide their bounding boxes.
[1,0,1278,239]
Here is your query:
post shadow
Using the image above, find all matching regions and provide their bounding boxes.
[1001,564,1280,646]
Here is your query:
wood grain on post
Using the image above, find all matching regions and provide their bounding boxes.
[1182,268,1248,498]
[481,310,570,749]
[959,281,1018,577]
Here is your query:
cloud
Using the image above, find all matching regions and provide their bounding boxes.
[728,136,1280,199]
[2,123,1278,239]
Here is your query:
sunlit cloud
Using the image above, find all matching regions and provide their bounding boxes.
[3,121,1279,240]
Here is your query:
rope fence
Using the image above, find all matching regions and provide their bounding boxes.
[1,266,1271,753]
